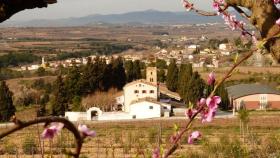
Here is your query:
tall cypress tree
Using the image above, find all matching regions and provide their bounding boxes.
[0,81,15,121]
[64,65,82,99]
[184,72,205,104]
[157,68,166,83]
[102,62,113,91]
[125,60,134,82]
[177,63,193,97]
[112,57,126,90]
[216,83,230,110]
[81,57,93,94]
[133,60,142,80]
[52,75,68,116]
[166,59,179,92]
[95,58,107,91]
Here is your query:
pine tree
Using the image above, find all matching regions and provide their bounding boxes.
[51,75,68,116]
[166,59,179,92]
[0,81,15,121]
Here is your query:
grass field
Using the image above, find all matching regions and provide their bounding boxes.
[1,111,280,158]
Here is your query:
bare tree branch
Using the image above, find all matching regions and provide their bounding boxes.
[232,6,251,19]
[0,0,57,23]
[163,48,256,158]
[225,0,280,62]
[0,116,83,158]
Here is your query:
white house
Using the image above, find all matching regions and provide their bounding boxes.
[219,43,233,51]
[123,80,158,112]
[129,99,171,119]
[65,67,180,121]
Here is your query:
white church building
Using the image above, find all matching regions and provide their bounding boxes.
[65,67,181,121]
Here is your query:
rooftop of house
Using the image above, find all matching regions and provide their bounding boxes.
[123,79,156,89]
[227,84,280,99]
[130,97,163,105]
[123,79,181,100]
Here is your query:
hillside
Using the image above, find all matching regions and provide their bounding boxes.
[1,10,224,27]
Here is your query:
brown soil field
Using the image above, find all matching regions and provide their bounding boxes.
[1,113,280,158]
[6,76,56,98]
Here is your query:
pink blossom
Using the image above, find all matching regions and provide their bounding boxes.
[188,131,201,144]
[212,2,220,13]
[152,147,161,158]
[207,72,216,85]
[276,18,280,26]
[201,96,221,123]
[78,124,96,137]
[206,96,221,110]
[186,108,199,119]
[274,0,280,4]
[199,98,206,106]
[41,123,64,139]
[201,108,217,123]
[185,108,193,119]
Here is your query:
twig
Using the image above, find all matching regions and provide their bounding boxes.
[163,48,256,158]
[0,117,83,158]
[163,107,203,158]
[193,9,218,16]
[232,6,251,19]
[210,49,256,97]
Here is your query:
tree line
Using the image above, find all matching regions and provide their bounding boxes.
[51,57,127,116]
[166,59,229,110]
[0,57,230,121]
[0,52,40,68]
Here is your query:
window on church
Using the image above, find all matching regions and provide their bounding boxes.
[149,106,153,109]
[134,90,139,94]
[142,90,147,94]
[150,90,154,93]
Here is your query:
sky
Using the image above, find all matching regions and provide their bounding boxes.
[9,0,213,21]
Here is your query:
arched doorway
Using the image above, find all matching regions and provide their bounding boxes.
[87,107,102,121]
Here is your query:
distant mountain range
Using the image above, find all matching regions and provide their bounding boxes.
[1,10,233,27]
